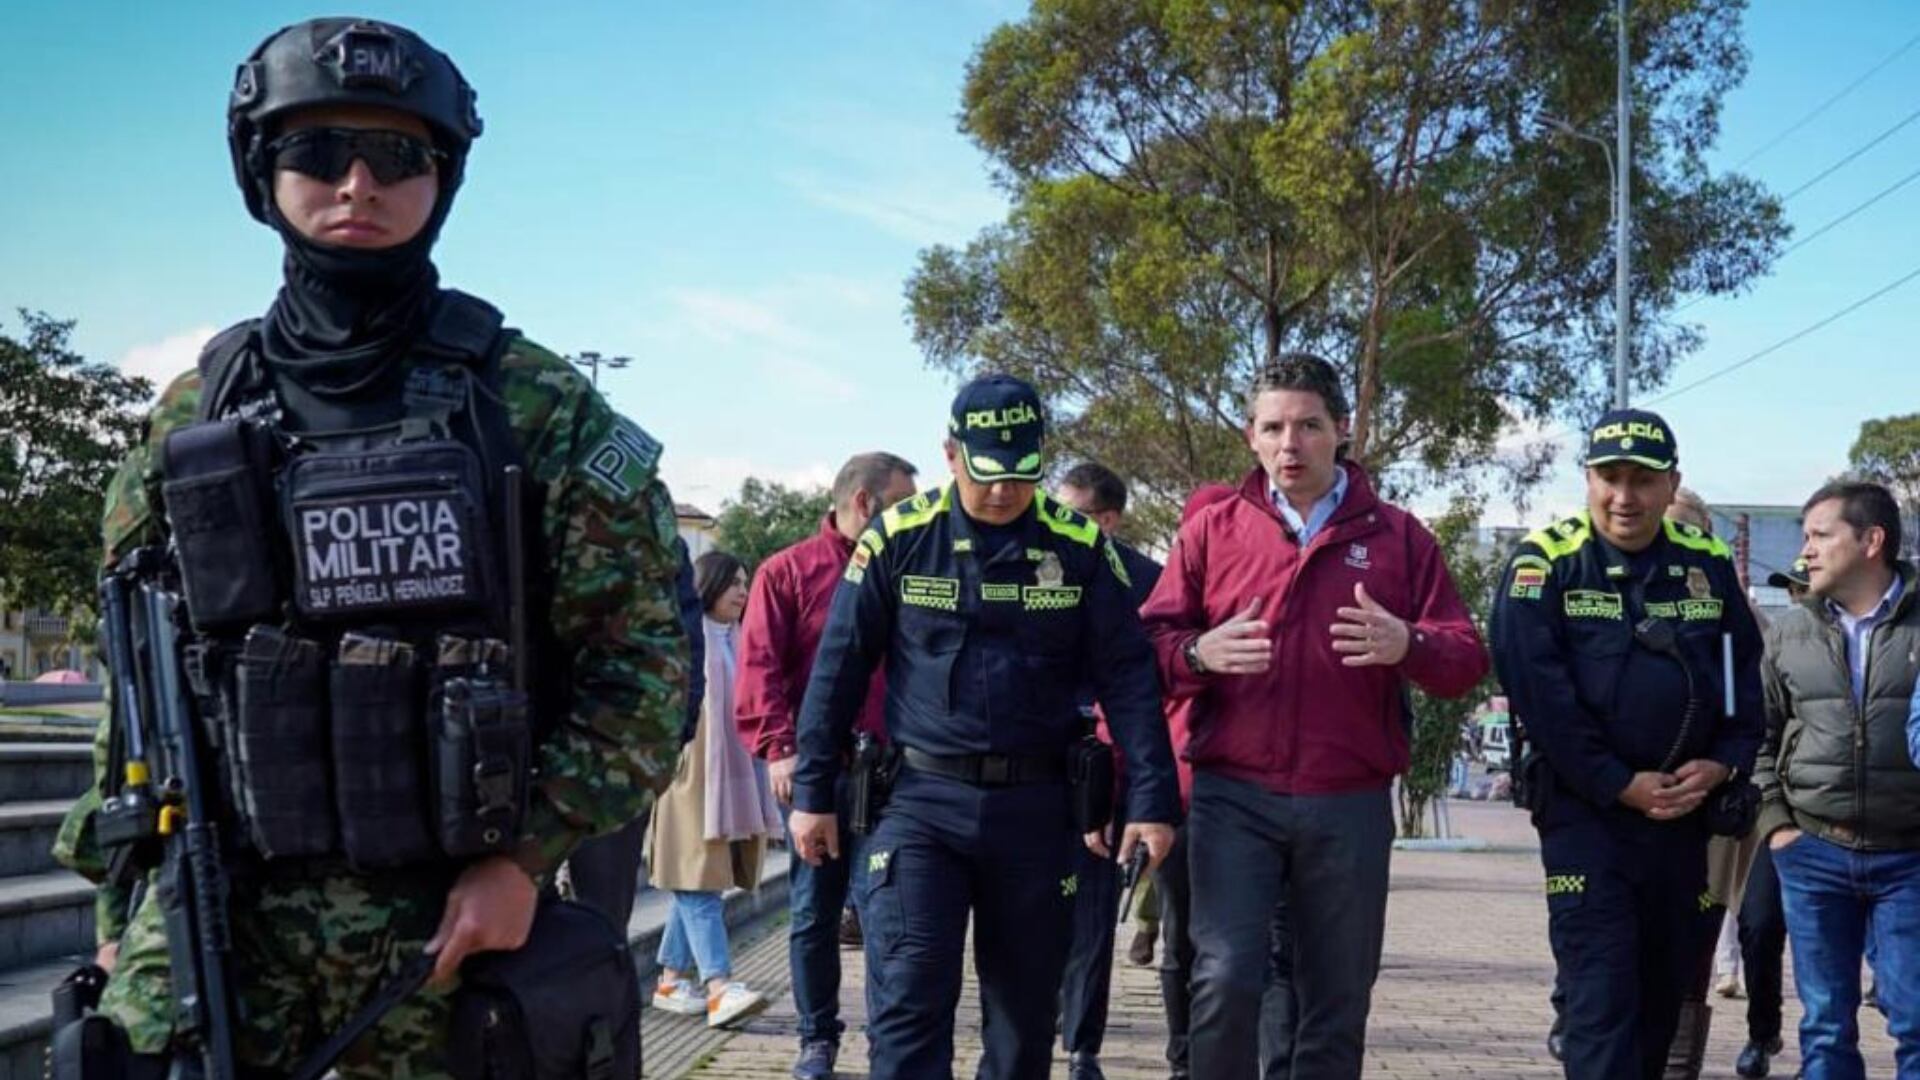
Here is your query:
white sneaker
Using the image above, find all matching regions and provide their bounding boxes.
[706,982,768,1028]
[651,976,704,1016]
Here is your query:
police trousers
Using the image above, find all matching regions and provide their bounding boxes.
[858,767,1079,1080]
[1539,800,1708,1080]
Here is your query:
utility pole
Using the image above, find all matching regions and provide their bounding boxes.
[1614,0,1632,409]
[572,350,632,388]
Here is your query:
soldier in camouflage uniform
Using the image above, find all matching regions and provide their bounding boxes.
[53,17,686,1077]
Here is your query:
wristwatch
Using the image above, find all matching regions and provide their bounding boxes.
[1183,638,1208,675]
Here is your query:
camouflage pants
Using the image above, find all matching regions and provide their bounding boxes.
[102,864,457,1078]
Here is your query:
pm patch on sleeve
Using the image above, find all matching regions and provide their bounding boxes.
[583,417,663,499]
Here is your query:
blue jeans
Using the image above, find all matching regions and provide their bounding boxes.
[787,778,863,1043]
[1774,834,1920,1079]
[658,890,731,982]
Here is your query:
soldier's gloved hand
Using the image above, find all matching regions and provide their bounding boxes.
[426,854,539,987]
[790,810,840,867]
[1116,822,1176,875]
[1617,771,1679,816]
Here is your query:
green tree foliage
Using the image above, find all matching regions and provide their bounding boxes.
[0,312,152,617]
[1848,413,1920,515]
[909,0,1786,533]
[712,478,833,571]
[1398,500,1503,837]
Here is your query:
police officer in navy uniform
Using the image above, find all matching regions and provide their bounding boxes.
[790,375,1179,1080]
[1492,409,1764,1080]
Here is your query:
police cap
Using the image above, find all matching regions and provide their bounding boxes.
[1766,557,1810,589]
[228,18,482,222]
[1584,408,1677,472]
[949,374,1047,484]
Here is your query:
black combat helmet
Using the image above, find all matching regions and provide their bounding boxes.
[228,17,483,223]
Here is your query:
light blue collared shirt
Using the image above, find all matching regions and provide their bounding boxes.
[1270,466,1349,545]
[1826,573,1904,707]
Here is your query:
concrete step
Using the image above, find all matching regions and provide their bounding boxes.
[0,801,69,879]
[0,744,93,803]
[0,870,95,972]
[0,957,78,1080]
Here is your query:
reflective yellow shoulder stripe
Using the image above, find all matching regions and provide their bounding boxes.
[1663,517,1733,559]
[882,483,952,538]
[1523,512,1593,561]
[1034,492,1099,547]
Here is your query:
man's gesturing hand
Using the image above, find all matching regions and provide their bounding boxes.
[789,810,840,867]
[1330,583,1410,667]
[1195,598,1270,675]
[426,854,539,987]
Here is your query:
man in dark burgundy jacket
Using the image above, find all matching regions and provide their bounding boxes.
[1141,356,1488,1079]
[734,451,917,1080]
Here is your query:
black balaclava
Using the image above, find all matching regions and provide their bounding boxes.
[255,142,457,413]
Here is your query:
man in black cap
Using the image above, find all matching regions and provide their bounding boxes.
[1491,408,1765,1080]
[790,374,1178,1079]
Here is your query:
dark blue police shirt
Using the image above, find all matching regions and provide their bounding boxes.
[791,484,1179,826]
[1490,512,1764,812]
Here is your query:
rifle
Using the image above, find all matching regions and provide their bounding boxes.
[137,578,241,1080]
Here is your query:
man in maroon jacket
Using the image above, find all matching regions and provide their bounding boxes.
[1141,355,1488,1078]
[735,450,918,1080]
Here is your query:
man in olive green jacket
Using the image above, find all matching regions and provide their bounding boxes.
[1754,479,1920,1079]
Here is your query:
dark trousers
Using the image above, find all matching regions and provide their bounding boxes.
[859,769,1079,1080]
[1158,825,1298,1079]
[1540,805,1705,1080]
[1060,833,1122,1056]
[789,776,862,1044]
[1187,772,1391,1079]
[567,811,648,932]
[1738,840,1786,1046]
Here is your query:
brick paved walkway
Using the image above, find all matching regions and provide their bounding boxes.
[652,800,1900,1078]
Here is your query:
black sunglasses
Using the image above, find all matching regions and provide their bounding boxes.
[267,127,446,185]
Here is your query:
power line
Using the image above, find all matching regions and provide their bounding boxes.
[1528,260,1920,445]
[1779,103,1920,203]
[1672,160,1920,314]
[1733,28,1920,169]
[1644,260,1920,406]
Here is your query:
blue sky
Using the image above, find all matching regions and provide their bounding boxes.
[2,2,1916,527]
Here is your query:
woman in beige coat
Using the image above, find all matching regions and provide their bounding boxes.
[646,550,785,1027]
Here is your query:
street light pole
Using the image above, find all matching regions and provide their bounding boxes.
[1614,0,1631,409]
[572,350,632,388]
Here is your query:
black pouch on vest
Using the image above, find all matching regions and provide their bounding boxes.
[331,634,436,868]
[162,419,281,630]
[282,441,494,622]
[235,626,336,858]
[432,637,529,857]
[1067,734,1116,834]
[447,899,639,1080]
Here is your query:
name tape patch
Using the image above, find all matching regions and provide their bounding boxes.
[295,492,478,615]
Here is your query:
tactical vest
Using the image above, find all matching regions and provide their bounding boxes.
[157,291,541,870]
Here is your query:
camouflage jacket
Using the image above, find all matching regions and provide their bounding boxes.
[55,333,689,941]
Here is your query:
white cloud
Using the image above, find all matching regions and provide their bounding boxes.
[782,169,1005,246]
[666,288,827,354]
[119,326,217,400]
[663,454,837,514]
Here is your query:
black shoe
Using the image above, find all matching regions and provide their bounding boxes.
[1127,926,1156,966]
[1547,1014,1565,1062]
[1067,1052,1106,1080]
[838,907,863,950]
[792,1039,838,1080]
[1735,1037,1782,1078]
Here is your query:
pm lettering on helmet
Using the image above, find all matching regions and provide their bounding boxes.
[322,24,421,92]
